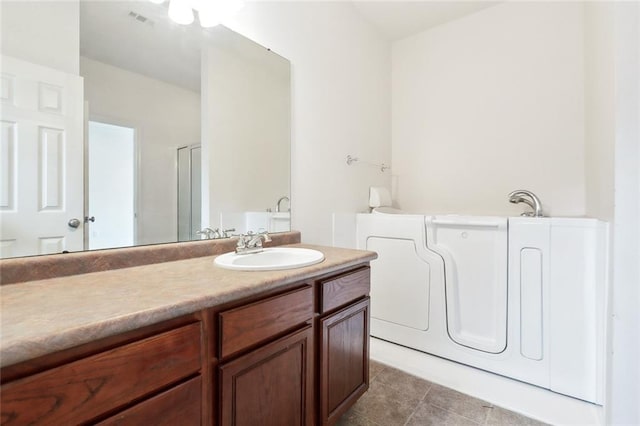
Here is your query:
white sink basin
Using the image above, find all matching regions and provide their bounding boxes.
[214,247,325,271]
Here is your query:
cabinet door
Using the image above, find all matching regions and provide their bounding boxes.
[319,298,370,426]
[219,326,313,426]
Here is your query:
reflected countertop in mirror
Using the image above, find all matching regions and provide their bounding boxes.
[0,0,291,259]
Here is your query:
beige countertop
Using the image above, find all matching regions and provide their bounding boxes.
[0,244,376,368]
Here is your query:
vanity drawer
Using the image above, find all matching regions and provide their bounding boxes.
[320,267,370,314]
[97,376,202,426]
[219,286,313,359]
[0,323,201,425]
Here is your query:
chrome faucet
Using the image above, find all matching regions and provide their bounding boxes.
[508,190,544,217]
[222,228,236,238]
[236,231,272,254]
[276,196,290,213]
[196,227,221,239]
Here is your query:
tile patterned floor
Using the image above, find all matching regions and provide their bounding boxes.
[337,361,548,426]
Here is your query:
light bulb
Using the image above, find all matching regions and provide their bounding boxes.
[198,6,221,28]
[168,0,194,25]
[198,0,244,27]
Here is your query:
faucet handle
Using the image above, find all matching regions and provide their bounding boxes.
[236,233,250,248]
[259,230,272,243]
[222,228,236,238]
[197,227,217,239]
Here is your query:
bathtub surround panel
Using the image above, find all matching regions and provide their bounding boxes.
[544,219,609,403]
[391,2,586,217]
[356,212,608,404]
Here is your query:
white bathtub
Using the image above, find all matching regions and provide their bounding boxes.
[355,210,608,405]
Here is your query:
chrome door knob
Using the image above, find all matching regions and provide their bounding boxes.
[68,218,81,228]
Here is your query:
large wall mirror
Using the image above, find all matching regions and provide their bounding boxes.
[0,1,291,259]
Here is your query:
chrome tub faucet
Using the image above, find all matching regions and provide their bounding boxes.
[508,190,544,217]
[276,196,290,212]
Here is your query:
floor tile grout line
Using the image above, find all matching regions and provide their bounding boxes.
[403,384,433,426]
[359,412,384,426]
[482,403,494,425]
[427,400,487,425]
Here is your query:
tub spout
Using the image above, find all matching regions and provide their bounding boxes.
[508,190,544,217]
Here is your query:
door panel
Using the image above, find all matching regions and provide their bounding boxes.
[0,55,84,258]
[367,237,430,331]
[427,216,508,354]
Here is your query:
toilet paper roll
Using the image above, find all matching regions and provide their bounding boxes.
[369,186,393,208]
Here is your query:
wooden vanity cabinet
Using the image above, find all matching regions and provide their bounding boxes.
[0,319,204,425]
[216,285,315,426]
[0,263,371,426]
[214,267,371,426]
[219,326,314,426]
[318,267,371,426]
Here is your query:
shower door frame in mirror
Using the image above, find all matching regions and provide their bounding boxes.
[0,0,291,259]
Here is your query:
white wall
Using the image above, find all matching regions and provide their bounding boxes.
[226,2,391,245]
[607,2,640,424]
[391,2,586,217]
[584,3,616,221]
[0,1,79,75]
[202,40,289,230]
[80,57,200,245]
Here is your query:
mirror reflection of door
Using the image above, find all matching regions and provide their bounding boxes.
[87,121,135,250]
[0,55,84,259]
[177,145,201,241]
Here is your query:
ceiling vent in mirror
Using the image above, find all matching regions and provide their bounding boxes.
[128,11,155,27]
[149,0,244,28]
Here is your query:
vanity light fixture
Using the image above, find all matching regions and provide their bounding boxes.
[150,0,245,28]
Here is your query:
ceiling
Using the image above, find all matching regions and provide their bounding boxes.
[351,1,500,41]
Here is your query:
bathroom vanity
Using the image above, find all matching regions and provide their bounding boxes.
[0,242,375,426]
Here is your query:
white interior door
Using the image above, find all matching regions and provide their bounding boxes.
[0,55,84,258]
[87,121,135,250]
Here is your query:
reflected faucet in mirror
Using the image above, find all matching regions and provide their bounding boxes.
[196,228,220,239]
[196,228,236,239]
[276,196,290,212]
